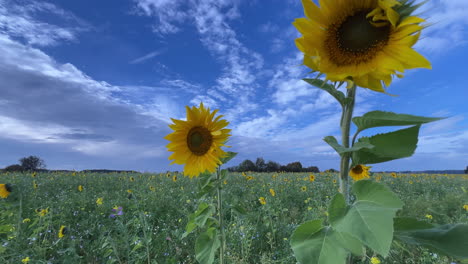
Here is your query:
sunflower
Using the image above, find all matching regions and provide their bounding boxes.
[0,183,12,198]
[309,174,315,182]
[172,175,177,182]
[78,185,83,192]
[301,186,307,192]
[258,197,267,205]
[269,188,276,197]
[350,164,371,181]
[165,102,231,178]
[58,225,67,238]
[36,208,49,217]
[294,0,431,93]
[96,197,103,205]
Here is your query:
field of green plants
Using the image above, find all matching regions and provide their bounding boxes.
[1,171,467,263]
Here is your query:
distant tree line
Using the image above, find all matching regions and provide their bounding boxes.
[3,156,46,172]
[465,166,468,174]
[227,157,320,173]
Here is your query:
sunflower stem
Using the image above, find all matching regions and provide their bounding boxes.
[339,83,356,205]
[216,167,225,264]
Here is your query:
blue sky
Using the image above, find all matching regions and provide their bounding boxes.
[0,0,467,172]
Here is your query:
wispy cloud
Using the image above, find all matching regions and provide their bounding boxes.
[0,0,86,46]
[129,49,166,64]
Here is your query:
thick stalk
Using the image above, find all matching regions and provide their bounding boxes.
[216,167,225,264]
[339,84,357,204]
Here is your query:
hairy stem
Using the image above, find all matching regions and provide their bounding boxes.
[216,167,225,264]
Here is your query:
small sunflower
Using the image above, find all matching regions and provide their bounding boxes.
[58,225,67,238]
[350,164,371,181]
[165,102,231,178]
[309,174,315,182]
[258,197,267,205]
[371,257,381,264]
[96,197,104,205]
[269,188,276,197]
[463,204,468,211]
[301,186,307,192]
[0,184,12,198]
[172,175,177,182]
[294,0,431,93]
[21,257,30,264]
[149,186,156,192]
[78,185,83,192]
[36,208,49,217]
[391,172,397,178]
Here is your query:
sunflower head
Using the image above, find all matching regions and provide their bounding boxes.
[58,225,67,238]
[258,197,267,205]
[350,164,371,181]
[165,102,231,178]
[0,183,12,198]
[294,0,431,93]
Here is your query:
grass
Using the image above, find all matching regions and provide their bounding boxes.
[1,171,467,263]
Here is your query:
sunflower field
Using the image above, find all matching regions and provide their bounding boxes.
[1,171,467,263]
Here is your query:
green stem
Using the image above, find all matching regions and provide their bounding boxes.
[339,84,357,264]
[339,84,356,205]
[216,167,225,264]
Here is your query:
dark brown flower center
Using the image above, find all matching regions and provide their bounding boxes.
[325,10,391,66]
[5,183,12,193]
[352,165,363,174]
[187,126,213,156]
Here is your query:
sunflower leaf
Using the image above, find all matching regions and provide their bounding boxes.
[394,218,468,259]
[351,125,420,166]
[195,227,220,264]
[290,220,350,264]
[332,180,403,257]
[324,136,374,154]
[352,111,443,133]
[303,79,346,106]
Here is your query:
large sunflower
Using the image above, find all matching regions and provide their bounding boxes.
[165,103,231,178]
[294,0,431,92]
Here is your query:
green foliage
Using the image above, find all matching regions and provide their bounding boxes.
[332,180,403,256]
[352,125,421,166]
[290,220,350,264]
[195,227,220,264]
[303,79,346,107]
[395,218,468,259]
[352,111,443,134]
[220,152,237,165]
[323,136,374,155]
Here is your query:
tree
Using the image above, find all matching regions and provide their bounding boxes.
[305,166,320,173]
[4,164,24,172]
[255,157,266,172]
[265,160,281,172]
[285,161,303,172]
[19,156,46,171]
[465,166,468,174]
[237,159,256,172]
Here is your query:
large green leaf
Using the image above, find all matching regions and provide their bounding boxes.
[290,220,349,264]
[220,151,237,165]
[333,181,403,257]
[195,227,220,264]
[352,111,442,133]
[328,193,347,226]
[324,136,374,155]
[303,79,346,106]
[394,218,468,259]
[352,125,420,166]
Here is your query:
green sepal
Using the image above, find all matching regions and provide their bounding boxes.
[352,111,443,134]
[220,151,237,165]
[394,217,468,259]
[324,136,374,155]
[303,79,346,107]
[352,125,420,167]
[195,227,220,264]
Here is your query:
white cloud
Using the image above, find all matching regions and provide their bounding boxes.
[416,0,468,53]
[0,0,85,46]
[132,0,188,34]
[129,49,166,64]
